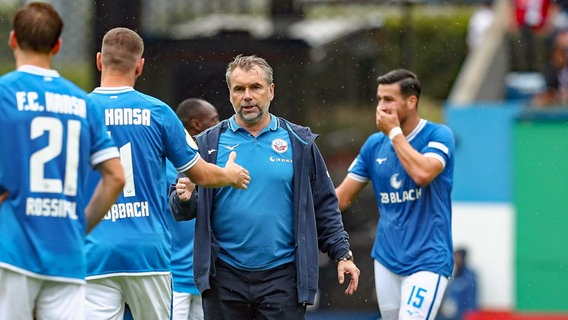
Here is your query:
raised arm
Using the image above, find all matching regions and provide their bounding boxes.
[389,133,444,186]
[85,158,125,233]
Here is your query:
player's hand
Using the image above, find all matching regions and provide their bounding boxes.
[337,260,360,295]
[376,105,400,135]
[176,177,195,202]
[225,151,250,189]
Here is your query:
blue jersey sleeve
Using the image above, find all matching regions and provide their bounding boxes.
[87,97,119,167]
[348,132,384,182]
[420,124,454,168]
[159,105,200,173]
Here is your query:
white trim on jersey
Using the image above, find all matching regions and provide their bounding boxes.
[347,172,369,183]
[424,152,446,168]
[427,141,449,155]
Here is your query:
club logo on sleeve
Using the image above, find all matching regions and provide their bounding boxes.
[271,138,288,153]
[185,130,198,150]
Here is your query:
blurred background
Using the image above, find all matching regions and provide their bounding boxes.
[2,0,568,319]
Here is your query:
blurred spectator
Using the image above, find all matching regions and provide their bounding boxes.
[532,29,568,106]
[511,0,553,71]
[467,0,496,51]
[438,248,478,320]
[551,0,568,31]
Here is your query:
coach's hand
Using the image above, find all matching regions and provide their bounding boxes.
[338,260,360,295]
[175,177,195,202]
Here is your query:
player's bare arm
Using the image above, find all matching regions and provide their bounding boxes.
[185,151,250,189]
[335,177,367,211]
[85,158,125,233]
[376,107,443,186]
[390,135,444,186]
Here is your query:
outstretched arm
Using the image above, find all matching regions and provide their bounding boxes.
[184,151,250,189]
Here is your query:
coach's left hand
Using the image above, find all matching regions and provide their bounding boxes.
[337,260,360,295]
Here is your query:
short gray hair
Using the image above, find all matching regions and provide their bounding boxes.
[225,54,273,87]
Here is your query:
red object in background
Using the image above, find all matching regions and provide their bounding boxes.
[465,310,568,320]
[514,0,551,30]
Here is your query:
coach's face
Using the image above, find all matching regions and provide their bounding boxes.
[228,66,274,127]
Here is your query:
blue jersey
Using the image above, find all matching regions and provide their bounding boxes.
[0,66,119,282]
[213,115,295,271]
[85,86,199,278]
[348,119,455,277]
[167,166,199,294]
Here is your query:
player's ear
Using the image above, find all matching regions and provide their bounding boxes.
[190,118,201,133]
[96,52,103,71]
[407,95,418,110]
[8,31,17,49]
[135,57,144,77]
[51,38,61,55]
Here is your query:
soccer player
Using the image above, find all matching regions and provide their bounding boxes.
[169,98,219,320]
[335,69,455,320]
[84,28,249,320]
[0,3,125,319]
[170,54,360,320]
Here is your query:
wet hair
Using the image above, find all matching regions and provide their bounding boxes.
[225,54,273,87]
[377,69,421,99]
[13,2,63,54]
[101,27,144,73]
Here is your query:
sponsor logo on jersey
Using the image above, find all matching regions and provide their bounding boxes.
[379,173,422,204]
[390,173,402,189]
[269,156,292,163]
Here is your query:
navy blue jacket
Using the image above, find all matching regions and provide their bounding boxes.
[170,116,351,304]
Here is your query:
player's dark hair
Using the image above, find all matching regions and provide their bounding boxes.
[13,2,63,54]
[377,69,421,99]
[176,98,208,122]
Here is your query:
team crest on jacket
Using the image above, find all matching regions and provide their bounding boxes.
[271,138,288,153]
